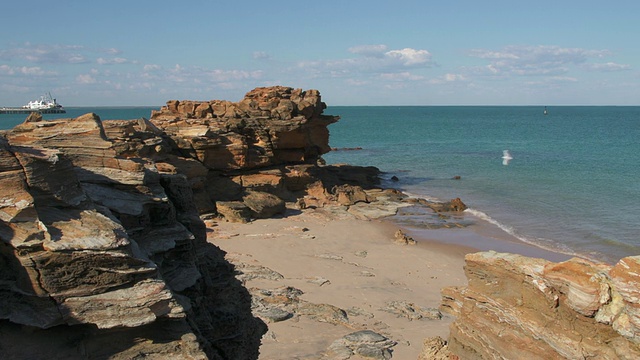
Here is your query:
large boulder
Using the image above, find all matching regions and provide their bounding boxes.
[242,191,286,219]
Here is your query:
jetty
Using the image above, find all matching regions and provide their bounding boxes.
[1,92,66,114]
[0,107,66,114]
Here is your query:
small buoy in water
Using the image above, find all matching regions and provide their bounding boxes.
[452,175,461,180]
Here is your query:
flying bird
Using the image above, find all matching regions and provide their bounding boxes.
[502,150,513,166]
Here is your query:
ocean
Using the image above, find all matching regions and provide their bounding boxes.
[323,106,640,264]
[2,106,638,264]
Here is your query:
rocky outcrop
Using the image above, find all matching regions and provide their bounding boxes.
[0,119,264,358]
[441,251,640,359]
[3,86,481,358]
[0,86,373,359]
[150,86,335,171]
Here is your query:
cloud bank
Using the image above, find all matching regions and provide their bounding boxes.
[0,41,634,105]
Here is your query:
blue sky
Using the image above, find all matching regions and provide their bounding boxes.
[1,1,638,106]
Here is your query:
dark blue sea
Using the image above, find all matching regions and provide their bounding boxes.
[2,106,638,263]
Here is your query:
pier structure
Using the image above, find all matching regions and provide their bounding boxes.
[0,107,66,114]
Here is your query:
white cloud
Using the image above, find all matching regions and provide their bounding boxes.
[165,65,264,83]
[0,43,89,64]
[444,73,466,82]
[18,66,48,75]
[97,57,129,65]
[0,65,11,74]
[0,64,56,76]
[386,48,432,66]
[297,45,435,78]
[585,62,631,72]
[524,76,578,86]
[348,44,388,57]
[0,43,134,66]
[468,45,615,77]
[143,64,162,71]
[104,48,122,55]
[429,73,468,84]
[253,51,271,60]
[345,79,370,86]
[380,72,425,81]
[134,63,266,96]
[76,74,97,84]
[468,50,519,60]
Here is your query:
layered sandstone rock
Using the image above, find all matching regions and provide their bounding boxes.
[0,86,364,358]
[441,251,640,359]
[150,86,336,170]
[1,120,266,358]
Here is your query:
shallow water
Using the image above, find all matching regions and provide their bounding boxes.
[324,106,640,264]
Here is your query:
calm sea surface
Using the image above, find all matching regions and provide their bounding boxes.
[324,106,640,264]
[2,106,638,263]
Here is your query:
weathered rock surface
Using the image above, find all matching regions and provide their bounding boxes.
[327,330,397,360]
[441,251,640,359]
[393,229,416,245]
[150,86,335,171]
[0,86,473,358]
[417,336,456,360]
[1,86,369,359]
[381,300,441,320]
[1,117,267,358]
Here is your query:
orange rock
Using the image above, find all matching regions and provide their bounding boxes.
[442,251,640,359]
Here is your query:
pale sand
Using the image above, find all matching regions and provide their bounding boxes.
[206,206,470,360]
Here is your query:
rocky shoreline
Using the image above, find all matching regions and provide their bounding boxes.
[1,86,639,359]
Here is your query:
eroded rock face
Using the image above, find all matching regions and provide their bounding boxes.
[441,251,640,359]
[150,86,336,171]
[0,86,383,358]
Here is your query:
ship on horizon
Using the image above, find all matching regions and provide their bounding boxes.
[1,93,66,114]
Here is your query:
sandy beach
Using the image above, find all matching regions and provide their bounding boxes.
[206,204,472,359]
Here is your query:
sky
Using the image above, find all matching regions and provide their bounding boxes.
[1,0,639,106]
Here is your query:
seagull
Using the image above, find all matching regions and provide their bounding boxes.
[502,150,513,166]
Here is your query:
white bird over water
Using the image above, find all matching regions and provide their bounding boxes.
[502,150,513,166]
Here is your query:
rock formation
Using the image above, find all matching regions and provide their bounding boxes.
[0,86,381,359]
[441,251,640,359]
[12,85,620,359]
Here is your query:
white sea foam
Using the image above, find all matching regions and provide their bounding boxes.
[465,208,516,235]
[401,190,441,203]
[464,208,580,259]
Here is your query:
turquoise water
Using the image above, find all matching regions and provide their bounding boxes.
[2,106,638,263]
[324,106,640,264]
